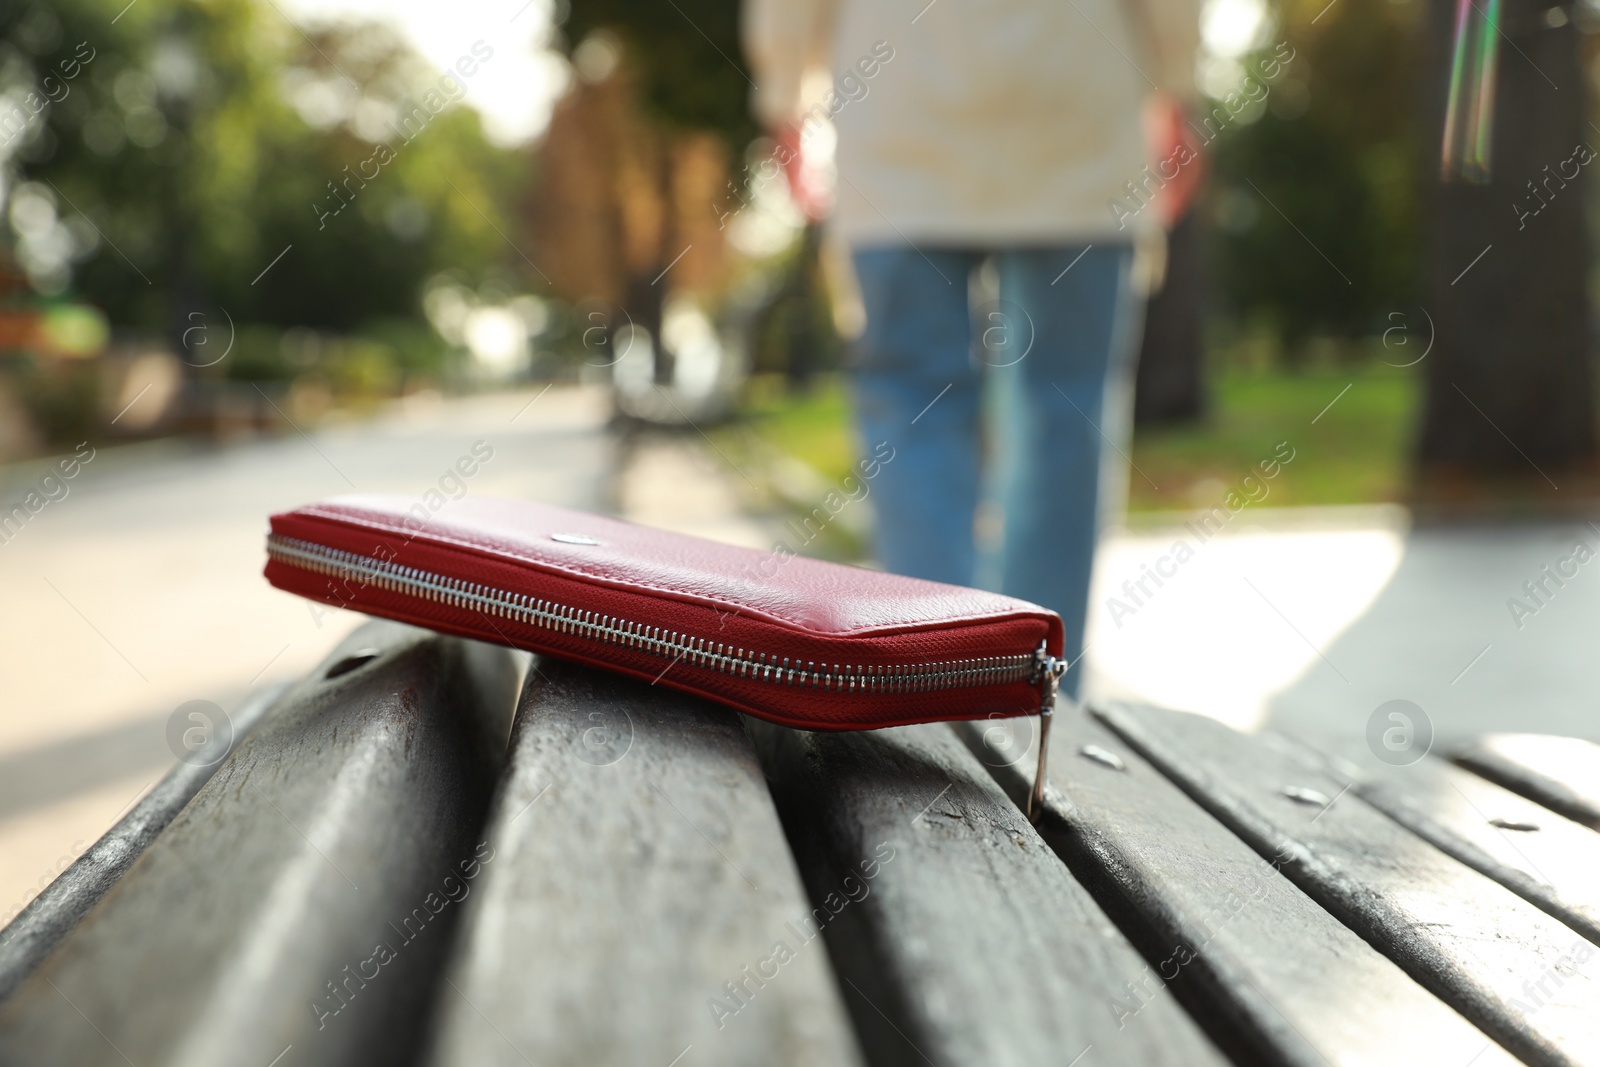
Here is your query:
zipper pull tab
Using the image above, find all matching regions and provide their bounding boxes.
[1028,646,1066,824]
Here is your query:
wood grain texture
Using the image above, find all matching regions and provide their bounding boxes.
[748,716,1227,1067]
[1455,734,1600,831]
[424,659,862,1067]
[962,714,1517,1067]
[0,622,520,1067]
[0,683,287,1003]
[1099,701,1600,1067]
[1284,736,1600,951]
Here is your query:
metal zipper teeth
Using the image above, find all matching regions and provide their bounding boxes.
[267,535,1036,696]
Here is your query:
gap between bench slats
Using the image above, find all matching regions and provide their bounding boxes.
[749,716,1228,1067]
[0,621,518,1067]
[423,659,863,1067]
[1454,734,1600,831]
[1097,701,1600,1067]
[961,713,1516,1067]
[1279,733,1600,951]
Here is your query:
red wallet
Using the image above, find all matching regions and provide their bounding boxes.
[264,495,1064,758]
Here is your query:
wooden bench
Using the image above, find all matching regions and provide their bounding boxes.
[1,620,1597,1066]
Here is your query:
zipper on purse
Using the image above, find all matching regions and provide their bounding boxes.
[267,534,1041,697]
[1028,647,1066,824]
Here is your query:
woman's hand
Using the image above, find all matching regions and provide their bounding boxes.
[1144,93,1206,227]
[771,124,830,222]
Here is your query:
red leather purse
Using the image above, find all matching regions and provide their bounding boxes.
[265,496,1065,814]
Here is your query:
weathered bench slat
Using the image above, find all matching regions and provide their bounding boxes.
[424,660,862,1067]
[964,715,1518,1067]
[0,622,519,1067]
[0,682,287,1004]
[1287,738,1600,950]
[1098,702,1600,1067]
[1455,734,1600,831]
[748,716,1226,1067]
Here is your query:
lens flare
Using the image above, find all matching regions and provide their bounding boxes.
[1440,0,1501,183]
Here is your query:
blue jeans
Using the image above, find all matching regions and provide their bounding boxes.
[851,244,1140,698]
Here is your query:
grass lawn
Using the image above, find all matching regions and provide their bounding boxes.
[1129,366,1420,511]
[722,364,1422,513]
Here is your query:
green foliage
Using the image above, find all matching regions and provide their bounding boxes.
[221,321,448,393]
[564,0,756,148]
[1209,0,1423,355]
[223,325,296,382]
[2,0,522,349]
[1128,361,1421,509]
[744,230,842,381]
[722,373,860,485]
[8,356,101,442]
[722,361,1421,516]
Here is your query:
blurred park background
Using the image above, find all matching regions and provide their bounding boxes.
[5,0,1600,917]
[5,0,1598,514]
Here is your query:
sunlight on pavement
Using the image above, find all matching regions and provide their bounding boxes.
[618,434,770,551]
[1087,513,1406,732]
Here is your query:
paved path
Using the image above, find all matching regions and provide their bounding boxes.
[1087,506,1600,752]
[0,386,613,923]
[608,438,1600,757]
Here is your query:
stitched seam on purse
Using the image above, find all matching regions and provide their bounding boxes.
[292,504,1049,638]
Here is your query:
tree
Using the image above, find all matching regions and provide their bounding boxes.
[531,1,759,391]
[562,0,754,150]
[1209,0,1422,357]
[3,0,521,362]
[1413,0,1594,488]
